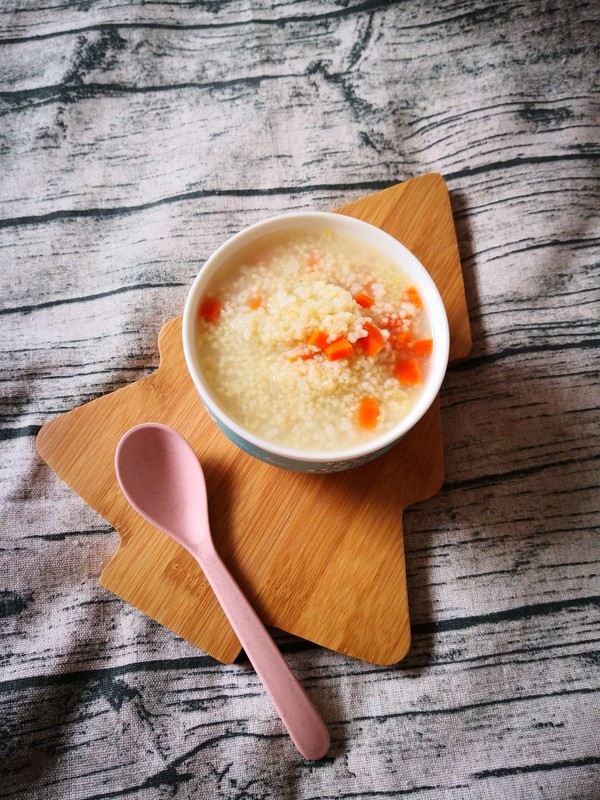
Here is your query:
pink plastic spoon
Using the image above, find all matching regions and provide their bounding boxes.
[114,422,330,760]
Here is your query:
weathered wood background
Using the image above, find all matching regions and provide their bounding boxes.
[1,1,599,798]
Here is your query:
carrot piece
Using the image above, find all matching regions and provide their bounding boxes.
[324,337,354,361]
[406,287,422,308]
[307,329,329,350]
[395,359,422,385]
[353,291,374,308]
[288,349,314,362]
[199,296,222,322]
[249,297,264,310]
[395,330,413,351]
[413,338,433,356]
[358,321,385,357]
[307,254,319,267]
[358,397,380,429]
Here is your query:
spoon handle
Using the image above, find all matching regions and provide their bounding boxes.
[192,546,330,760]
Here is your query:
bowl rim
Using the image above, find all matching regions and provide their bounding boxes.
[182,211,450,464]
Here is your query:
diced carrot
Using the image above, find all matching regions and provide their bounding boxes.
[406,287,422,308]
[307,254,319,267]
[249,297,264,310]
[412,338,433,356]
[199,296,222,322]
[307,329,329,350]
[395,359,422,385]
[358,397,380,429]
[353,291,374,308]
[395,330,413,351]
[358,322,385,357]
[324,337,354,361]
[288,349,314,363]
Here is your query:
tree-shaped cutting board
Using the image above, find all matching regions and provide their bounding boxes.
[37,173,471,665]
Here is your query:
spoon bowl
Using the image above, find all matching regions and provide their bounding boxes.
[115,423,209,549]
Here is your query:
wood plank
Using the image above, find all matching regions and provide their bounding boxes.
[1,606,598,798]
[1,3,597,220]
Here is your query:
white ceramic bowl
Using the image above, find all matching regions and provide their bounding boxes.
[182,212,449,472]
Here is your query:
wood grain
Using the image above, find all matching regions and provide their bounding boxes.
[35,174,467,665]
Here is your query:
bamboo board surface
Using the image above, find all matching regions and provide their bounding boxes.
[36,173,471,665]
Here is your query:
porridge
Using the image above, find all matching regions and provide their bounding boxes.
[195,228,433,451]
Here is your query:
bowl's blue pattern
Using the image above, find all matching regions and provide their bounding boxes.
[210,414,399,473]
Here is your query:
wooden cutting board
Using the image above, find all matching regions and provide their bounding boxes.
[36,173,471,665]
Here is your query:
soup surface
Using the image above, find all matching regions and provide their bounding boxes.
[195,228,433,451]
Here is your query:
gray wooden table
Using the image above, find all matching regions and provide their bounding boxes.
[1,2,599,798]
